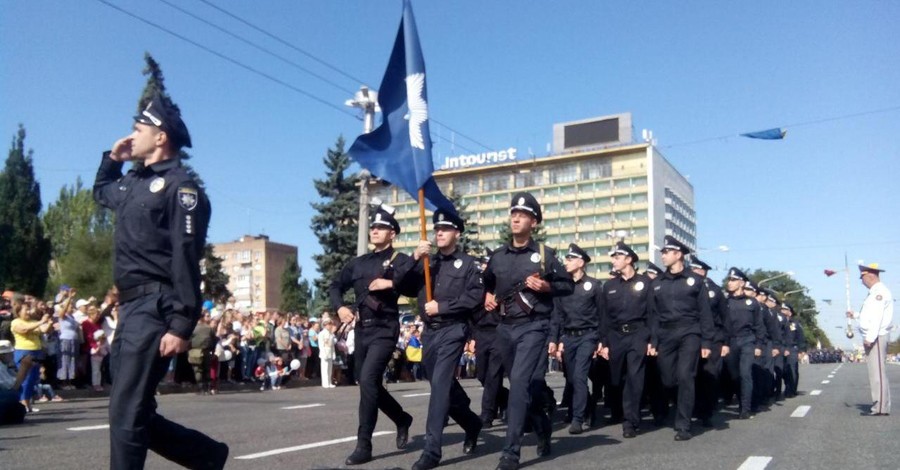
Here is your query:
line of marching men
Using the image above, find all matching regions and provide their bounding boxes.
[330,190,808,470]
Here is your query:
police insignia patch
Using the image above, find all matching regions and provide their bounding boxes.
[876,295,883,301]
[790,324,796,331]
[518,197,525,205]
[382,259,390,268]
[530,253,541,263]
[709,291,716,299]
[454,259,462,269]
[177,187,198,211]
[584,281,592,291]
[635,281,645,291]
[687,277,695,287]
[149,177,165,193]
[746,299,752,306]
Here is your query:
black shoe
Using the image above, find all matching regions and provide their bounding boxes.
[567,422,583,435]
[463,421,482,455]
[481,416,494,429]
[622,427,637,439]
[674,430,692,441]
[701,417,713,428]
[412,455,440,470]
[345,448,372,466]
[536,433,552,457]
[210,442,229,470]
[397,413,413,449]
[496,456,519,470]
[738,411,752,420]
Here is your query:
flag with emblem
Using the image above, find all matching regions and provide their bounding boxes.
[741,128,786,140]
[347,0,455,215]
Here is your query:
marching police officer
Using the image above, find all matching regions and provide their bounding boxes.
[331,205,416,466]
[754,288,783,410]
[94,92,228,469]
[409,209,484,470]
[723,269,765,419]
[600,241,652,438]
[483,192,573,470]
[549,243,603,435]
[648,236,716,441]
[780,303,806,398]
[689,256,729,427]
[471,249,510,428]
[645,262,663,279]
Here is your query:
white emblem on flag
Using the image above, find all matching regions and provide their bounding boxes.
[405,73,428,150]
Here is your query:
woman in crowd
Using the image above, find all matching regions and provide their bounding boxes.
[11,304,51,412]
[56,291,79,390]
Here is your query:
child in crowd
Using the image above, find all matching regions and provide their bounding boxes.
[35,366,64,402]
[90,330,110,391]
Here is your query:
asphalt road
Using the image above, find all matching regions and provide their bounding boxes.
[1,362,896,469]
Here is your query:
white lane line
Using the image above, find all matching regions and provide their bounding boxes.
[67,424,110,431]
[235,431,395,460]
[280,403,325,410]
[821,380,830,384]
[827,375,834,378]
[737,456,773,470]
[791,405,811,418]
[810,390,822,396]
[402,392,431,398]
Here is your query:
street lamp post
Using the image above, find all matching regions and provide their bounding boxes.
[346,86,381,256]
[758,271,794,286]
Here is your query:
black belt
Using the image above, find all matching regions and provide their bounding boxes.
[425,320,464,332]
[563,327,596,337]
[615,320,645,333]
[358,317,394,328]
[118,281,171,304]
[500,315,533,326]
[659,319,697,330]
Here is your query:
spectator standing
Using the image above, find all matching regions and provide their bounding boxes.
[90,330,110,391]
[319,319,337,388]
[307,318,321,379]
[56,291,79,389]
[11,304,51,412]
[274,314,292,363]
[188,317,217,395]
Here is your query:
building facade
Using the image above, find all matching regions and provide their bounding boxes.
[212,235,298,311]
[366,113,696,280]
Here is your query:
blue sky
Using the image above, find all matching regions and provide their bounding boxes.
[2,1,898,347]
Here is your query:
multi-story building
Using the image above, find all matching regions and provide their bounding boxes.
[212,235,297,311]
[365,113,696,280]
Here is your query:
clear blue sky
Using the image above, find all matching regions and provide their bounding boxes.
[2,1,898,347]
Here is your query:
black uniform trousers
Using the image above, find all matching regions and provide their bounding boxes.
[694,342,723,421]
[474,327,509,422]
[608,328,649,431]
[354,322,408,451]
[499,319,551,461]
[773,353,785,398]
[726,335,756,413]
[588,356,614,424]
[421,323,481,461]
[655,326,701,432]
[109,292,222,470]
[561,331,598,425]
[752,342,774,409]
[783,347,800,396]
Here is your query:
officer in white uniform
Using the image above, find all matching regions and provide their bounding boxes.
[847,263,893,416]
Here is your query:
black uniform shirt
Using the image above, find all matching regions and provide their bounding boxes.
[762,307,784,349]
[549,274,603,343]
[783,318,807,350]
[483,239,574,320]
[705,279,729,344]
[600,272,651,345]
[724,294,766,347]
[648,268,716,349]
[411,248,484,325]
[329,247,415,322]
[93,154,210,339]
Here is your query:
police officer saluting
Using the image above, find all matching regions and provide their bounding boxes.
[94,92,227,469]
[409,209,483,470]
[600,241,652,438]
[548,243,603,435]
[689,256,729,427]
[723,269,765,419]
[331,204,416,466]
[483,192,574,470]
[648,236,715,441]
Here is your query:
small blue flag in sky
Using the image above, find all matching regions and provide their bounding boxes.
[348,0,455,215]
[741,128,787,140]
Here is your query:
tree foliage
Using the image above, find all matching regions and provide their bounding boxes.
[280,253,311,313]
[201,244,231,304]
[310,136,359,302]
[447,191,485,256]
[0,125,51,295]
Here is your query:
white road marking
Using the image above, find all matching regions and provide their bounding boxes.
[67,424,110,431]
[791,405,811,418]
[810,390,822,396]
[827,375,834,378]
[236,431,395,460]
[737,456,773,470]
[402,392,431,398]
[821,380,830,384]
[280,403,325,410]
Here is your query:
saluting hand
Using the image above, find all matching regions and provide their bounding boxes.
[484,293,498,311]
[159,333,190,357]
[110,136,134,162]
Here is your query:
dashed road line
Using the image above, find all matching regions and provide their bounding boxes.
[791,405,811,418]
[821,380,831,384]
[737,456,773,470]
[67,424,110,431]
[810,390,822,396]
[235,430,395,459]
[281,403,325,410]
[402,392,431,398]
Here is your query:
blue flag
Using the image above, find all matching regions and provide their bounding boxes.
[348,0,455,215]
[741,128,786,140]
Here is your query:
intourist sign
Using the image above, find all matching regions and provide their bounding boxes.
[439,147,518,170]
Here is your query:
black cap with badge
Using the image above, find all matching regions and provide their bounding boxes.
[727,267,748,281]
[689,256,712,272]
[645,262,663,276]
[509,192,542,223]
[609,241,638,263]
[134,92,192,149]
[369,203,401,233]
[432,208,464,232]
[661,235,691,255]
[565,243,591,264]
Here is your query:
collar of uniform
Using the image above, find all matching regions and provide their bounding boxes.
[507,238,539,254]
[147,158,181,175]
[663,268,688,280]
[436,247,460,261]
[373,246,394,259]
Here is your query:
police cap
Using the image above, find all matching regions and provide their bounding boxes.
[370,207,401,233]
[661,235,691,255]
[858,263,885,275]
[565,243,591,264]
[134,92,192,149]
[609,241,638,263]
[645,262,663,276]
[689,256,712,272]
[509,192,542,223]
[432,208,464,232]
[727,267,748,282]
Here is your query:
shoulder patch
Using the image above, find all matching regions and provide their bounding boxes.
[177,186,199,211]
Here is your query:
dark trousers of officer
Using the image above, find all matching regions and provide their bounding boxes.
[694,342,723,421]
[643,355,668,422]
[474,327,509,422]
[655,327,701,432]
[608,328,648,431]
[773,354,785,398]
[751,343,770,409]
[498,319,551,461]
[355,322,409,451]
[561,331,598,425]
[587,356,613,425]
[783,348,799,396]
[726,336,756,413]
[109,293,222,470]
[421,323,481,462]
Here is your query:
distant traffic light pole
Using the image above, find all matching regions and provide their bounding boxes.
[346,86,380,255]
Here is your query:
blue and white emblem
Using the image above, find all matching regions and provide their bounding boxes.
[177,187,198,211]
[405,73,428,150]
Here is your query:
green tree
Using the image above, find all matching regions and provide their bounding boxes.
[310,136,359,302]
[447,191,485,256]
[746,269,832,349]
[201,244,231,304]
[0,125,52,295]
[55,228,114,300]
[280,253,311,313]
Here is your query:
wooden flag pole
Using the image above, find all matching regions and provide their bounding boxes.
[418,188,433,302]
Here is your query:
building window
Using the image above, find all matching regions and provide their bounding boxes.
[515,171,544,188]
[456,177,479,194]
[548,165,578,184]
[580,161,612,180]
[483,173,510,192]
